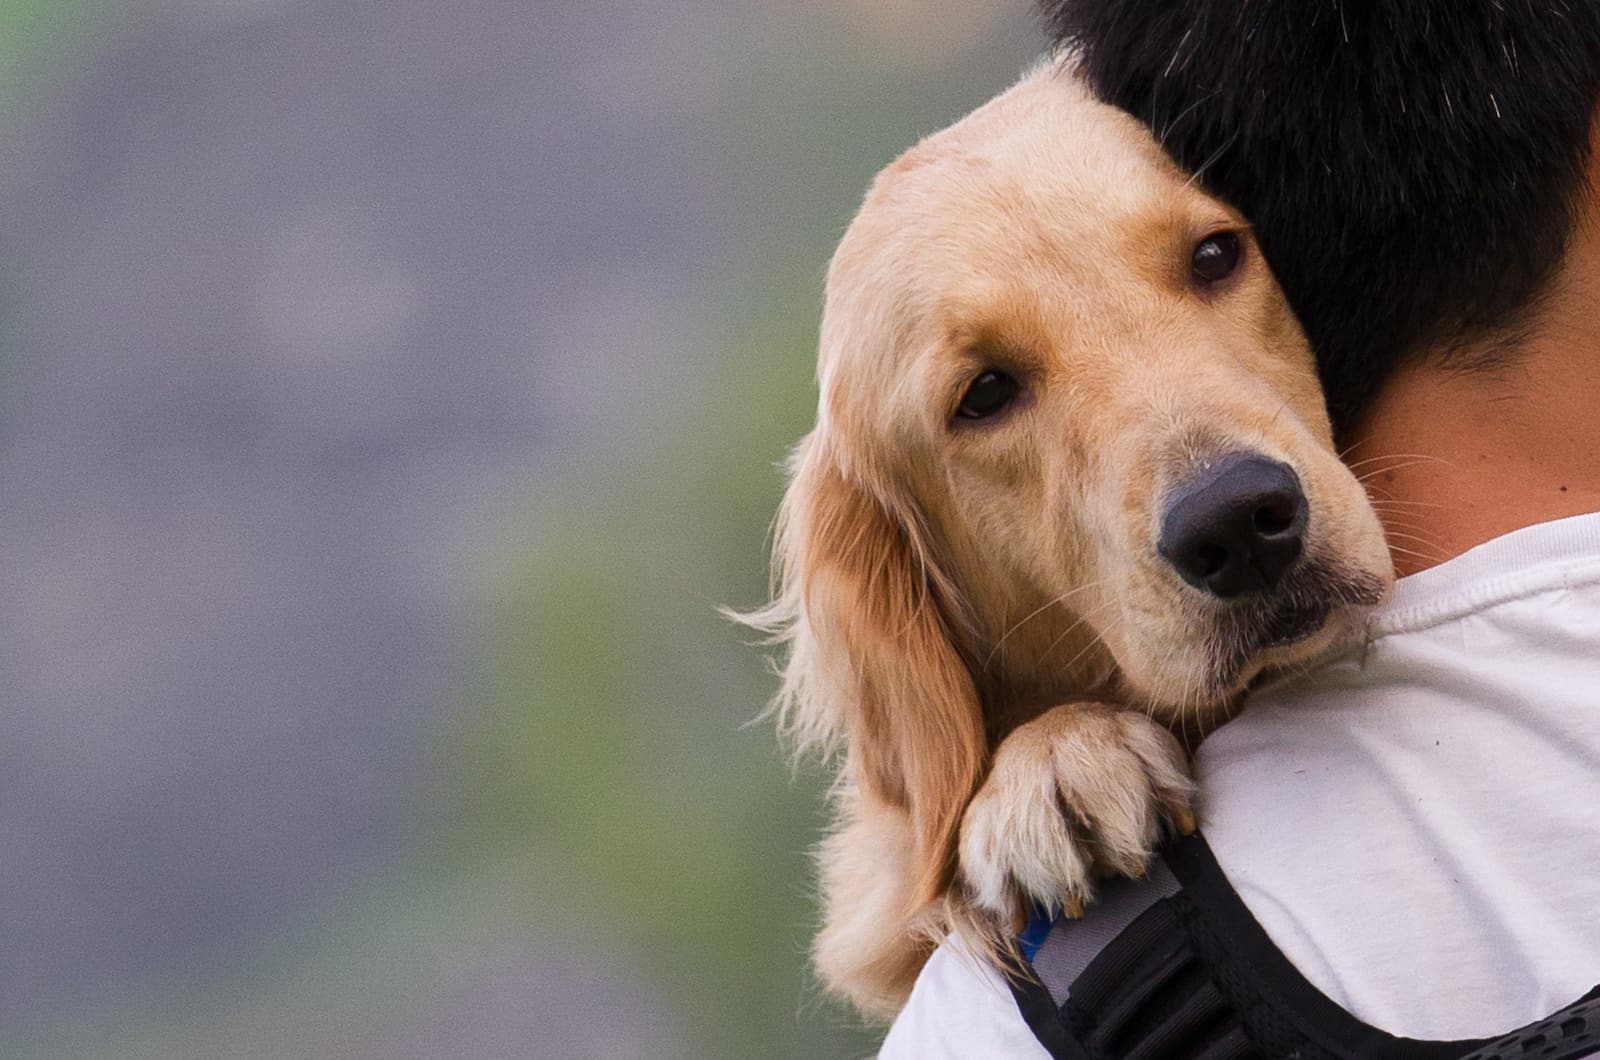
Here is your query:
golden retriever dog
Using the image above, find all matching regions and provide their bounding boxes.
[740,56,1394,1019]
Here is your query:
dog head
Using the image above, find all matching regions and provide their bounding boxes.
[756,59,1392,914]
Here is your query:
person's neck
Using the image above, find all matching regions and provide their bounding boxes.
[1344,185,1600,578]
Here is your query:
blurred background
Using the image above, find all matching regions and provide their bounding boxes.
[0,3,1041,1056]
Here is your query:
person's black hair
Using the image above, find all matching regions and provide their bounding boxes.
[1044,1,1600,432]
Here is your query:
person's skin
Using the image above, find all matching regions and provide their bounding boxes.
[1347,133,1600,577]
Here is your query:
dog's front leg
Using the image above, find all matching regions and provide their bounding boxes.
[957,704,1196,923]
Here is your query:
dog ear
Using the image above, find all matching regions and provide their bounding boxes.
[758,431,987,909]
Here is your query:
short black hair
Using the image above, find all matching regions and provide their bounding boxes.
[1045,1,1600,431]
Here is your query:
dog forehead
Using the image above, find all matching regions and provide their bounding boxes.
[888,62,1193,227]
[820,63,1210,375]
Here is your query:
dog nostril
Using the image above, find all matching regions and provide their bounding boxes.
[1193,542,1228,578]
[1252,499,1296,537]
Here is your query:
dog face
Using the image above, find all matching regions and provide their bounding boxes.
[812,64,1392,719]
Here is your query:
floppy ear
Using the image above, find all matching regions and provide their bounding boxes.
[755,431,988,909]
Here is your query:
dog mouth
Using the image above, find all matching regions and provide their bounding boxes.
[1253,598,1335,649]
[1208,558,1388,691]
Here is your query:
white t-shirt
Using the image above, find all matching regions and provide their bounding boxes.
[882,512,1600,1057]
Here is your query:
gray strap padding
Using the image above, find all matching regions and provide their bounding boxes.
[1028,858,1181,1006]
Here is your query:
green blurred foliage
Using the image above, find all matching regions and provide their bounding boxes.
[0,0,84,107]
[0,0,86,408]
[452,335,858,1057]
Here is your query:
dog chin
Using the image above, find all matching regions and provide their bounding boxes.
[1211,560,1390,693]
[1116,560,1388,710]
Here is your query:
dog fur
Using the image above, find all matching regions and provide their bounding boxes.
[741,57,1394,1019]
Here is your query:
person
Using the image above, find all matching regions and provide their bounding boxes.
[881,3,1600,1056]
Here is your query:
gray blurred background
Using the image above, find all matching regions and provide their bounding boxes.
[0,3,1041,1056]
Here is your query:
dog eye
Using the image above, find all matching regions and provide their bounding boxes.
[956,371,1018,421]
[1191,232,1242,285]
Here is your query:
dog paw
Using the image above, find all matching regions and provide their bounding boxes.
[957,704,1195,922]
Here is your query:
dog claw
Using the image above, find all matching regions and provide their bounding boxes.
[1171,804,1197,836]
[1063,895,1084,919]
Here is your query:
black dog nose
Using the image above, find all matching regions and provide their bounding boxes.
[1158,454,1307,598]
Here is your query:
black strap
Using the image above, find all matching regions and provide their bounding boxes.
[1067,897,1257,1059]
[1011,833,1600,1060]
[1008,966,1091,1060]
[1455,989,1600,1060]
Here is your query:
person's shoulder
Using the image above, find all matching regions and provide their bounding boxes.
[878,936,1050,1059]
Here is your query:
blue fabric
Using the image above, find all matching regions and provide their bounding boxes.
[1017,907,1056,964]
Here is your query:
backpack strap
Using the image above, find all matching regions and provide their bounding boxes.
[1009,833,1600,1060]
[1007,859,1182,1054]
[1026,859,1182,1005]
[1456,989,1600,1060]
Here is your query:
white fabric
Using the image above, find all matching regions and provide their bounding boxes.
[882,512,1600,1054]
[878,938,1050,1060]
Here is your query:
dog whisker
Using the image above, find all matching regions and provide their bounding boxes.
[1367,496,1448,510]
[1344,451,1450,471]
[1389,548,1450,564]
[1372,512,1445,532]
[1356,458,1457,484]
[1335,438,1366,461]
[983,580,1106,671]
[1384,536,1450,561]
[1381,526,1448,547]
[1388,543,1449,563]
[1054,631,1111,678]
[1372,518,1448,539]
[1037,595,1120,670]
